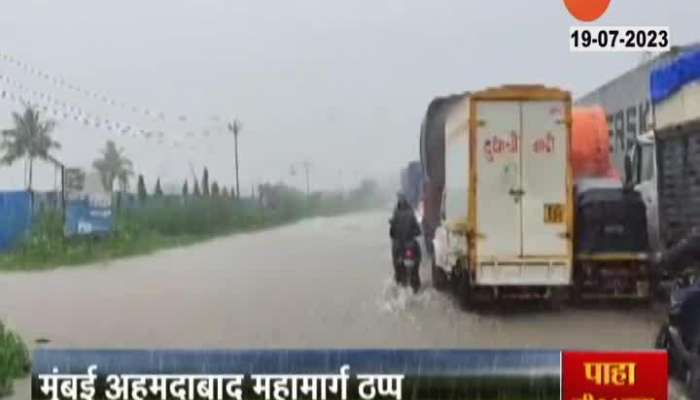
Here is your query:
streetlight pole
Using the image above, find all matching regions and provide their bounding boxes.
[302,160,311,196]
[227,119,242,199]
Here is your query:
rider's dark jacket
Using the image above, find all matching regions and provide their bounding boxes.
[390,202,421,242]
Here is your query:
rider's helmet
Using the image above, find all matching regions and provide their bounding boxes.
[396,192,410,210]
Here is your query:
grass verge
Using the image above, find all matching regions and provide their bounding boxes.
[0,193,378,271]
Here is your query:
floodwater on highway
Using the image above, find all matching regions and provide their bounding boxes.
[0,210,664,350]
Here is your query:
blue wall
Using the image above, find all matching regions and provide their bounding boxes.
[0,191,32,251]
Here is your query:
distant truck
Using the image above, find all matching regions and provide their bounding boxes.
[421,84,651,305]
[399,161,423,210]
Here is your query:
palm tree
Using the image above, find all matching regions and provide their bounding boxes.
[93,140,133,192]
[0,105,60,191]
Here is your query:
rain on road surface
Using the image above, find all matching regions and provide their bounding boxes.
[0,210,663,350]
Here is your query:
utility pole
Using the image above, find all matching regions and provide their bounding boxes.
[302,160,311,196]
[227,119,242,199]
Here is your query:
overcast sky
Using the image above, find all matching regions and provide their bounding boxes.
[0,0,697,192]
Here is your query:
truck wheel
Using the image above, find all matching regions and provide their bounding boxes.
[453,265,472,310]
[432,259,449,291]
[549,288,568,311]
[571,269,584,305]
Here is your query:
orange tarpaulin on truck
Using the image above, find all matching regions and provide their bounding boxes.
[571,106,619,181]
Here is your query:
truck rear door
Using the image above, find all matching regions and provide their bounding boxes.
[472,88,572,286]
[474,101,521,258]
[520,101,569,256]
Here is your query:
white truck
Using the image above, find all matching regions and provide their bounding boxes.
[432,85,574,303]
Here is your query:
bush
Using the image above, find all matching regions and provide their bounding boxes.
[0,322,30,397]
[121,196,266,237]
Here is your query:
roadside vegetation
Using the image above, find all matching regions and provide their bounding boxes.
[0,105,385,271]
[0,322,30,397]
[0,183,382,271]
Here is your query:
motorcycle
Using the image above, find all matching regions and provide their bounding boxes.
[655,269,700,398]
[393,239,422,292]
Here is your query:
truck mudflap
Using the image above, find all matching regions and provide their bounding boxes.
[474,257,571,286]
[574,252,653,300]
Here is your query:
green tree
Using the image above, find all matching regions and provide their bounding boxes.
[137,174,147,202]
[202,167,210,196]
[92,140,133,192]
[0,106,60,191]
[154,178,163,197]
[193,180,201,196]
[221,186,229,198]
[182,180,189,196]
[211,181,220,196]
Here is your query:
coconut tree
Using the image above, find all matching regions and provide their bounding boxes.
[0,105,60,191]
[93,140,133,192]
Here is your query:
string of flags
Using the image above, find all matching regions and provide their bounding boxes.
[0,84,225,151]
[0,51,226,126]
[0,74,231,150]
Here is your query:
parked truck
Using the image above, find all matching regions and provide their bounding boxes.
[422,84,652,305]
[633,48,700,393]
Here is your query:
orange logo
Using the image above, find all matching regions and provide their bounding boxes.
[563,0,611,22]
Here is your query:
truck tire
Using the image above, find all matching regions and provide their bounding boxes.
[571,267,584,305]
[549,288,568,311]
[452,263,471,310]
[432,259,449,291]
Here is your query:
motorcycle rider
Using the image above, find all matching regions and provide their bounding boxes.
[389,194,422,281]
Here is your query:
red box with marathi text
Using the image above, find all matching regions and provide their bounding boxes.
[562,351,668,400]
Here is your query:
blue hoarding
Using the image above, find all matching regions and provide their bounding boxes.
[0,191,32,251]
[64,196,113,237]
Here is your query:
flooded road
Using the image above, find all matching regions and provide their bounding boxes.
[0,210,663,349]
[1,210,682,398]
